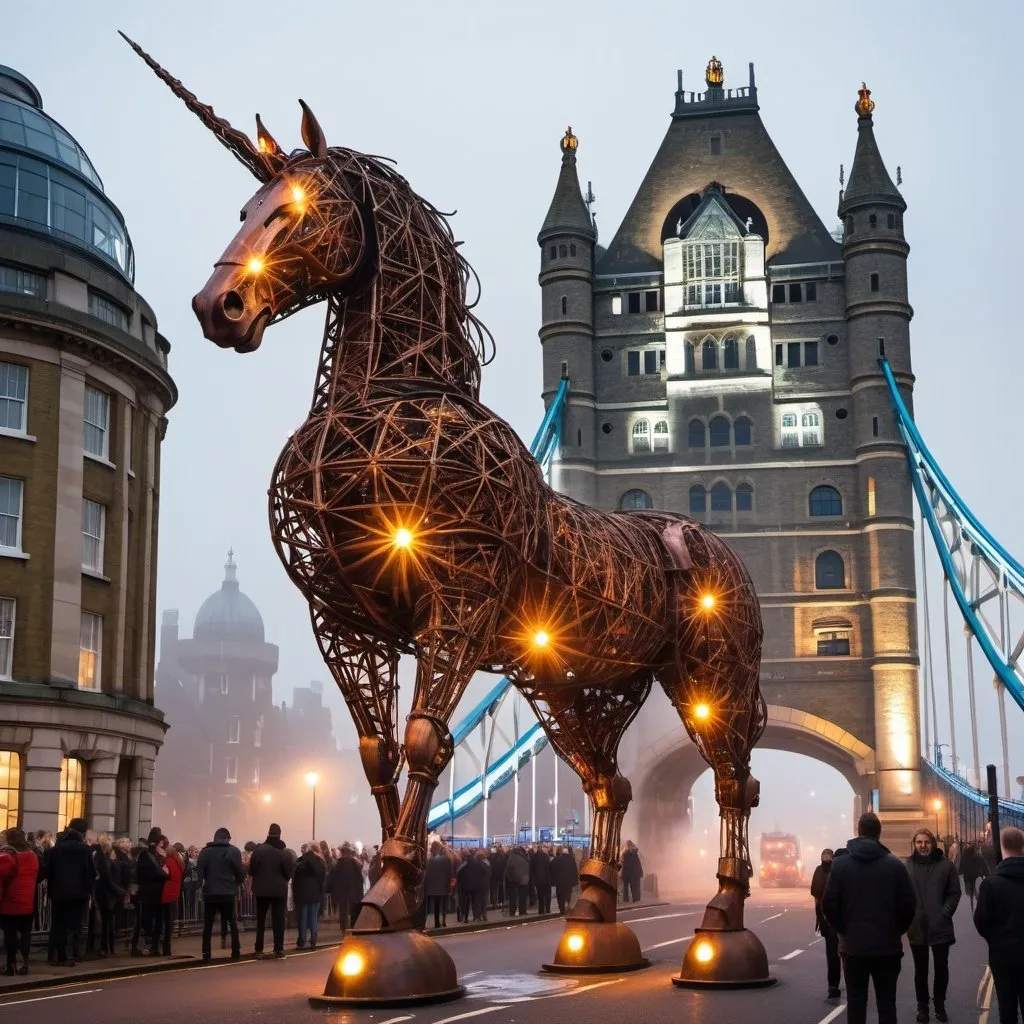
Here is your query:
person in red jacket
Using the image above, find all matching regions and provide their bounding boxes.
[0,828,41,975]
[158,837,184,956]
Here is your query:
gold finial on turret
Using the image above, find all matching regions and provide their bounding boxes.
[855,82,875,117]
[561,126,578,153]
[706,56,724,87]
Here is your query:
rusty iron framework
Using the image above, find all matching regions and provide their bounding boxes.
[126,34,774,1000]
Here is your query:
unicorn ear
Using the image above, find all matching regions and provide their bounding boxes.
[254,114,287,174]
[299,99,328,158]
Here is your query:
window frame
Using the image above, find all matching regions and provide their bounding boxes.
[0,749,20,830]
[710,481,732,512]
[619,488,654,511]
[734,416,752,447]
[687,419,706,448]
[81,498,106,574]
[0,477,24,553]
[83,385,111,462]
[709,416,731,448]
[652,420,669,452]
[815,550,846,590]
[736,482,754,512]
[89,291,129,331]
[228,716,241,744]
[702,337,718,371]
[817,632,851,657]
[78,611,103,690]
[688,485,706,515]
[0,597,13,680]
[58,756,87,833]
[631,418,651,454]
[0,362,28,435]
[809,485,843,517]
[225,756,239,784]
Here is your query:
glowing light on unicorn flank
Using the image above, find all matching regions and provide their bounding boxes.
[340,951,364,977]
[566,933,584,952]
[532,630,550,649]
[246,256,264,274]
[291,185,306,204]
[693,702,711,721]
[695,940,715,963]
[701,593,716,610]
[392,527,414,550]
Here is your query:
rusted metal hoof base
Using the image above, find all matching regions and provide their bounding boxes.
[308,930,465,1008]
[542,920,650,974]
[672,928,776,989]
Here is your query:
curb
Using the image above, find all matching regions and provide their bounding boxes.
[0,901,669,996]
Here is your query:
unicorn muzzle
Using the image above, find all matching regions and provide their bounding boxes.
[192,273,270,353]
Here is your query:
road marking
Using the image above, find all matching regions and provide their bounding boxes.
[0,989,102,1008]
[809,937,824,945]
[779,949,804,960]
[642,934,693,952]
[760,912,785,922]
[617,911,697,924]
[379,1017,415,1024]
[495,978,625,1004]
[433,1007,503,1024]
[816,1004,847,1024]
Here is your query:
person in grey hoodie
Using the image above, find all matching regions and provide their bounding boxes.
[196,827,244,961]
[248,823,294,958]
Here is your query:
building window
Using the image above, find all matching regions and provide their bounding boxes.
[736,483,753,512]
[0,750,20,829]
[868,477,876,517]
[619,489,654,511]
[709,134,722,155]
[806,282,817,301]
[734,416,752,446]
[709,416,730,447]
[228,716,241,744]
[84,386,110,460]
[826,334,840,346]
[631,419,651,453]
[549,245,556,260]
[702,338,718,371]
[723,336,739,370]
[745,336,757,370]
[710,482,732,512]
[0,477,23,552]
[225,757,238,784]
[887,213,896,229]
[79,611,102,689]
[870,273,879,292]
[771,283,785,303]
[560,296,567,315]
[652,420,669,452]
[82,499,105,573]
[872,416,879,437]
[252,674,258,701]
[644,290,660,312]
[683,240,741,308]
[627,292,641,314]
[781,413,799,448]
[787,343,801,368]
[817,632,851,656]
[558,245,567,258]
[685,342,696,374]
[878,338,885,357]
[89,292,128,331]
[254,719,263,747]
[570,244,577,256]
[127,405,134,471]
[626,348,664,376]
[0,363,28,433]
[869,214,877,228]
[802,412,822,446]
[688,419,705,448]
[774,344,783,367]
[58,757,87,832]
[0,598,13,680]
[845,216,854,236]
[789,283,803,302]
[815,551,846,590]
[220,673,229,695]
[627,351,640,376]
[809,485,843,517]
[804,341,819,366]
[688,485,706,515]
[252,759,261,788]
[0,264,45,298]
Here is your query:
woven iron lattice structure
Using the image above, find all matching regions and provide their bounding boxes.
[127,35,772,995]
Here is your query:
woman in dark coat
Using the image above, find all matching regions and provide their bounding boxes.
[292,847,326,948]
[325,844,364,931]
[550,846,579,915]
[93,836,126,957]
[424,842,454,929]
[620,841,643,902]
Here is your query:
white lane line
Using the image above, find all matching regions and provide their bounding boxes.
[817,1004,847,1024]
[433,1006,503,1024]
[809,937,824,945]
[760,912,785,922]
[779,948,804,960]
[379,1016,415,1024]
[495,978,625,1004]
[617,911,697,924]
[642,934,694,952]
[461,970,484,978]
[0,989,102,1007]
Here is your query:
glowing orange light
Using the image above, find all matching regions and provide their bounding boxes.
[693,703,711,721]
[533,630,550,649]
[393,527,414,550]
[700,594,716,610]
[566,933,584,953]
[262,793,272,804]
[340,951,364,977]
[932,799,942,812]
[246,256,264,275]
[257,137,268,152]
[695,940,714,963]
[291,185,306,204]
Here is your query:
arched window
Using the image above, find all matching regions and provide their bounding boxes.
[685,342,696,375]
[631,419,651,453]
[781,412,799,448]
[570,244,577,256]
[702,338,718,371]
[709,416,730,447]
[652,420,669,452]
[58,756,87,832]
[688,419,705,448]
[815,550,845,590]
[734,416,752,446]
[745,335,757,370]
[710,482,732,511]
[736,482,753,512]
[549,245,557,260]
[619,489,653,511]
[723,336,739,370]
[560,296,567,315]
[809,485,843,517]
[559,245,568,257]
[801,411,821,446]
[688,485,706,515]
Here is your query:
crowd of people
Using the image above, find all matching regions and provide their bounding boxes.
[809,813,1024,1024]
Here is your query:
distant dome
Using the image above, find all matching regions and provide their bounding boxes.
[193,551,265,643]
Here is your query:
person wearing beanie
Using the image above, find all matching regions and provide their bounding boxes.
[45,816,94,966]
[0,828,40,975]
[197,826,244,961]
[248,823,294,958]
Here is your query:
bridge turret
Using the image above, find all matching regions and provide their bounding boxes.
[840,83,920,824]
[538,127,597,501]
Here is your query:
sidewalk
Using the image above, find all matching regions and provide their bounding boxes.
[0,900,667,995]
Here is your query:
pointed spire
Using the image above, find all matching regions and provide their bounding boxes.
[538,126,597,242]
[224,548,238,586]
[839,83,905,216]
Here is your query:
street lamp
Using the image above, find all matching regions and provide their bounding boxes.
[932,798,942,838]
[262,793,272,804]
[306,771,320,839]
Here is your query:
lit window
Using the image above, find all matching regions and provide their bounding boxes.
[688,485,706,515]
[702,338,718,371]
[228,716,241,744]
[84,386,110,461]
[710,482,732,511]
[0,598,13,679]
[225,757,238,784]
[58,757,86,832]
[683,239,741,308]
[251,674,257,701]
[781,413,799,448]
[0,363,27,433]
[653,420,669,452]
[780,409,822,448]
[809,486,843,517]
[0,478,23,552]
[734,417,752,446]
[868,477,876,516]
[82,499,105,573]
[632,419,651,453]
[79,611,102,689]
[0,750,20,829]
[252,759,260,787]
[801,412,821,446]
[815,551,846,590]
[688,419,705,448]
[817,632,851,656]
[709,416,730,447]
[723,337,738,370]
[736,483,753,512]
[89,292,128,331]
[619,489,653,511]
[611,295,622,315]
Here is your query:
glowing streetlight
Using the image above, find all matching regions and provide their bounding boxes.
[932,797,942,837]
[306,771,320,839]
[246,256,264,275]
[392,527,414,550]
[262,793,272,804]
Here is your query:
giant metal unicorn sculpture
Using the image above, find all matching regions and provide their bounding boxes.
[125,35,774,1004]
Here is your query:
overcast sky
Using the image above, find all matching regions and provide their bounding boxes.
[7,0,1023,835]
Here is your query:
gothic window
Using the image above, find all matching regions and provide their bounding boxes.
[653,420,669,452]
[619,489,653,510]
[702,338,718,371]
[631,419,651,453]
[736,482,754,511]
[809,485,843,517]
[710,482,732,512]
[734,416,752,446]
[781,412,799,448]
[685,342,696,375]
[745,336,757,370]
[815,551,846,590]
[689,485,706,515]
[801,412,822,446]
[723,336,739,370]
[682,229,741,309]
[688,419,705,448]
[709,416,730,447]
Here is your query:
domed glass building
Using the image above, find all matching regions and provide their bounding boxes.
[0,66,176,837]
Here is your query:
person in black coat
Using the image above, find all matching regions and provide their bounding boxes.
[457,850,490,923]
[424,842,454,929]
[93,836,126,957]
[504,846,530,917]
[196,827,244,960]
[489,846,507,909]
[620,841,643,902]
[292,848,326,949]
[974,826,1024,1024]
[959,842,987,910]
[810,849,841,1000]
[325,844,364,931]
[135,827,169,957]
[45,817,95,966]
[822,813,916,1024]
[530,844,553,915]
[550,846,580,915]
[248,824,295,957]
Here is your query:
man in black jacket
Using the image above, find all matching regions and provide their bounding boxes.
[974,826,1024,1024]
[810,848,841,1000]
[550,846,580,915]
[822,812,916,1024]
[45,817,94,966]
[248,823,294,958]
[530,844,552,915]
[196,827,244,961]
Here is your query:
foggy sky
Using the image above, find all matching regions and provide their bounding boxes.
[7,0,1023,842]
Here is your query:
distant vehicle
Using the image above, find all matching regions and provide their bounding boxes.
[759,832,804,888]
